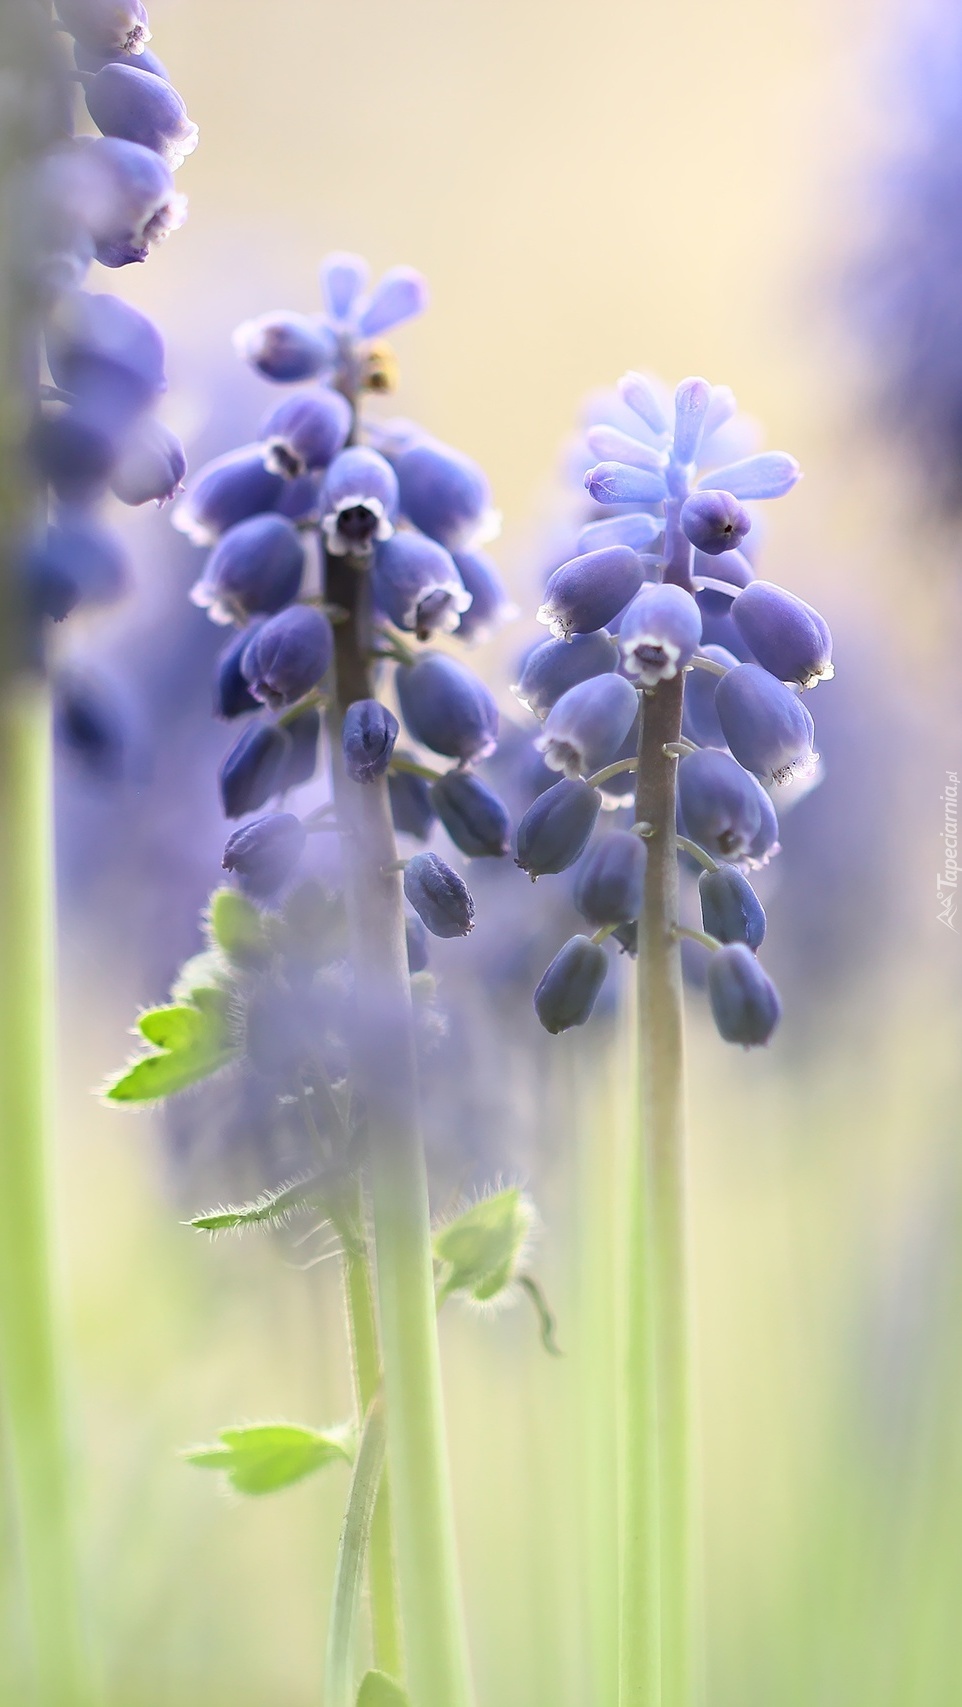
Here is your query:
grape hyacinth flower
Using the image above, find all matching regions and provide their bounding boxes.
[536,673,639,778]
[342,699,399,783]
[512,629,619,719]
[189,514,305,624]
[533,935,609,1033]
[222,813,307,898]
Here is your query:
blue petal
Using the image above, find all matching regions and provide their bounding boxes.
[357,266,429,337]
[585,424,667,472]
[617,371,671,435]
[698,452,801,500]
[584,461,668,505]
[672,377,713,464]
[577,512,663,555]
[319,252,370,322]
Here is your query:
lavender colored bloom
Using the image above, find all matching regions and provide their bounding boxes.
[692,546,754,617]
[449,549,514,642]
[279,706,320,791]
[696,452,800,501]
[57,0,151,55]
[394,439,498,553]
[219,722,290,819]
[585,424,668,472]
[513,629,618,719]
[680,490,751,556]
[714,662,817,785]
[110,416,185,504]
[319,252,370,323]
[731,581,834,688]
[574,829,645,926]
[515,778,601,877]
[190,514,305,625]
[30,411,115,503]
[214,625,261,718]
[403,851,475,938]
[584,461,669,505]
[26,512,128,619]
[672,376,713,464]
[682,644,737,748]
[431,771,511,858]
[534,936,608,1034]
[707,943,781,1046]
[222,812,307,898]
[577,512,663,555]
[372,532,471,640]
[240,606,333,707]
[321,446,398,557]
[395,653,498,762]
[619,583,702,686]
[84,135,186,266]
[342,698,399,782]
[233,312,336,383]
[537,546,645,641]
[537,673,639,778]
[260,389,352,478]
[677,748,766,863]
[356,266,429,338]
[389,764,436,840]
[174,447,287,546]
[46,290,166,422]
[619,370,672,434]
[73,41,169,79]
[698,866,766,950]
[83,64,198,169]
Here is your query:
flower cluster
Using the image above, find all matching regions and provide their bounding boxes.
[514,373,833,1046]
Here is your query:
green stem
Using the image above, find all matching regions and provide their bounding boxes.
[325,1396,388,1707]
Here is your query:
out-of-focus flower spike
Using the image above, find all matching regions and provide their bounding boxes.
[680,490,751,556]
[730,581,834,688]
[697,452,800,501]
[577,512,663,556]
[47,290,166,421]
[83,63,198,169]
[342,699,399,783]
[57,0,151,56]
[25,512,128,620]
[574,829,645,927]
[84,135,186,265]
[619,583,702,686]
[585,425,668,473]
[319,252,370,323]
[513,629,618,719]
[260,389,352,478]
[214,625,262,718]
[396,653,498,762]
[110,416,185,504]
[174,446,287,546]
[372,533,471,641]
[515,777,601,877]
[703,384,737,439]
[672,377,713,464]
[394,438,499,554]
[405,914,430,973]
[357,266,429,338]
[190,514,304,624]
[450,550,515,642]
[714,662,817,785]
[584,461,669,506]
[389,763,436,840]
[618,371,671,435]
[536,674,639,779]
[677,748,765,864]
[403,852,475,938]
[537,546,644,641]
[219,722,290,819]
[233,312,336,383]
[707,943,781,1046]
[698,866,766,951]
[222,813,307,898]
[534,935,608,1034]
[240,606,333,707]
[431,771,511,858]
[320,445,398,557]
[279,706,320,791]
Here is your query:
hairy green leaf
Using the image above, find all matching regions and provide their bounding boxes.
[188,1177,324,1235]
[104,992,236,1105]
[357,1671,411,1707]
[207,887,271,966]
[183,1422,353,1495]
[137,1004,208,1050]
[434,1187,534,1302]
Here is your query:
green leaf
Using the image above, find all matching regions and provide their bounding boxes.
[434,1187,534,1302]
[357,1672,411,1707]
[171,949,233,1006]
[183,1422,353,1495]
[137,1004,208,1050]
[104,994,236,1105]
[207,887,272,966]
[188,1176,324,1235]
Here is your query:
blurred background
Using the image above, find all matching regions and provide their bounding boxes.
[17,0,962,1700]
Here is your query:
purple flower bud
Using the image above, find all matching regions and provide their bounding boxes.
[698,866,766,950]
[222,812,307,898]
[241,606,333,707]
[83,64,198,169]
[46,290,166,422]
[680,490,751,556]
[319,252,370,323]
[74,41,169,79]
[586,424,668,472]
[219,722,289,819]
[714,662,817,785]
[682,644,737,748]
[214,625,262,718]
[672,377,713,464]
[513,629,619,719]
[403,851,475,938]
[574,829,645,926]
[618,371,671,435]
[394,439,498,553]
[321,446,399,557]
[537,673,639,778]
[534,935,608,1034]
[190,514,305,625]
[174,446,287,546]
[233,312,336,383]
[30,411,115,503]
[26,512,128,620]
[357,266,429,338]
[537,546,645,641]
[697,452,800,501]
[280,707,320,791]
[449,549,514,642]
[372,532,471,640]
[618,583,703,686]
[84,135,185,266]
[260,388,352,478]
[515,778,601,877]
[693,546,754,618]
[54,672,128,780]
[745,784,780,869]
[342,698,399,782]
[730,581,834,688]
[584,461,669,505]
[389,763,436,840]
[395,654,498,762]
[110,416,185,504]
[577,512,663,555]
[431,771,511,857]
[677,748,766,863]
[707,943,781,1046]
[57,0,150,56]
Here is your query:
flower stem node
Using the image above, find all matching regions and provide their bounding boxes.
[403,852,475,938]
[222,812,307,899]
[730,581,834,688]
[515,778,602,877]
[619,583,703,686]
[534,935,609,1034]
[395,653,498,763]
[573,829,645,927]
[260,389,352,478]
[537,546,645,640]
[372,533,471,641]
[342,699,399,783]
[513,630,619,720]
[430,771,511,858]
[190,514,305,625]
[241,606,334,708]
[698,866,766,950]
[536,673,639,779]
[714,662,817,785]
[707,943,781,1046]
[320,446,399,558]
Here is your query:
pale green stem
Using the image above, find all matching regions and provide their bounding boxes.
[325,1396,388,1707]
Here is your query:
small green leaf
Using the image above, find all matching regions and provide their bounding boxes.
[104,991,236,1105]
[207,887,272,966]
[188,1176,324,1234]
[104,1045,235,1104]
[434,1187,534,1303]
[137,1004,208,1050]
[183,1422,353,1495]
[357,1672,411,1707]
[171,949,233,1005]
